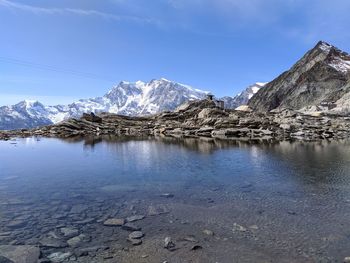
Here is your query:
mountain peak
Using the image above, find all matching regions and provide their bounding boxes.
[249,41,350,112]
[15,100,43,108]
[315,41,333,53]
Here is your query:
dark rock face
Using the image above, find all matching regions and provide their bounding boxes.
[82,113,102,123]
[249,41,350,112]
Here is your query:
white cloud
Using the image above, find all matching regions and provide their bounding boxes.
[0,0,155,24]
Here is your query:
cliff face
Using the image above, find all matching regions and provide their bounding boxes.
[249,41,350,112]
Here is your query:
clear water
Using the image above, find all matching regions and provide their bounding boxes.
[1,136,350,262]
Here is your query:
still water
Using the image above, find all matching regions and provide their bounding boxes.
[1,136,350,263]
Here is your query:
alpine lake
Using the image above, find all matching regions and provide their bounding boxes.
[1,136,350,263]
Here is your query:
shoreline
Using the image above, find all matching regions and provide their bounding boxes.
[1,99,350,142]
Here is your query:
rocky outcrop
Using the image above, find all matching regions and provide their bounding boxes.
[2,99,350,141]
[249,41,350,112]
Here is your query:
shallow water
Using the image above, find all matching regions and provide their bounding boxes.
[1,136,350,262]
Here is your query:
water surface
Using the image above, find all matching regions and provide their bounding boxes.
[1,136,350,262]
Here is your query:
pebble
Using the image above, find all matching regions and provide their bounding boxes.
[103,218,125,226]
[47,252,72,262]
[184,236,198,243]
[126,215,145,223]
[127,238,142,246]
[39,237,67,248]
[6,220,26,229]
[129,231,144,239]
[67,234,85,247]
[203,229,214,236]
[60,227,79,238]
[164,237,175,250]
[233,223,247,232]
[122,223,141,231]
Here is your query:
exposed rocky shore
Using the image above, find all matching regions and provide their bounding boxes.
[1,99,350,142]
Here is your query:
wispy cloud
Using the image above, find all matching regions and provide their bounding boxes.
[0,0,155,24]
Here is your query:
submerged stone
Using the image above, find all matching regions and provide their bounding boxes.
[0,245,40,263]
[128,231,144,239]
[103,218,125,226]
[47,252,72,262]
[126,215,145,223]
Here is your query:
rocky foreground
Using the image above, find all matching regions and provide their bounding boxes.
[1,99,350,142]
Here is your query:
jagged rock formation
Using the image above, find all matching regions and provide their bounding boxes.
[2,99,350,142]
[249,41,350,112]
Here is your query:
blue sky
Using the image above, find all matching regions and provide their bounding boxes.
[1,0,350,106]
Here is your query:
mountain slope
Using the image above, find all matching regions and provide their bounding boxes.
[0,78,208,130]
[0,78,266,130]
[0,100,53,130]
[249,41,350,112]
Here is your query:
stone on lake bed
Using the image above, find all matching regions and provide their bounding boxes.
[47,252,72,262]
[0,245,40,263]
[67,234,87,247]
[103,218,125,226]
[6,220,26,229]
[122,223,141,231]
[164,237,175,250]
[147,205,170,216]
[60,227,79,238]
[129,231,144,239]
[39,237,67,248]
[202,229,214,236]
[126,215,145,222]
[127,238,142,246]
[233,223,247,232]
[183,236,198,243]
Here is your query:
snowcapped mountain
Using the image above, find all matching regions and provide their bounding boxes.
[0,77,267,130]
[221,82,267,109]
[0,78,208,130]
[0,100,53,130]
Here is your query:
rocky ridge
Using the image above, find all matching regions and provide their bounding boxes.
[249,41,350,112]
[2,99,350,142]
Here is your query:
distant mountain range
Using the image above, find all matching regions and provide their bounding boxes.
[6,40,350,131]
[0,78,264,130]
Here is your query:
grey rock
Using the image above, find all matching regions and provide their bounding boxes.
[47,252,72,262]
[126,215,145,223]
[39,237,67,248]
[6,220,26,229]
[128,231,144,239]
[127,238,142,246]
[60,227,79,238]
[164,237,175,250]
[103,218,125,226]
[67,234,87,247]
[122,223,141,231]
[0,245,40,263]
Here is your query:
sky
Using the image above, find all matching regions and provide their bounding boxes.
[1,0,350,106]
